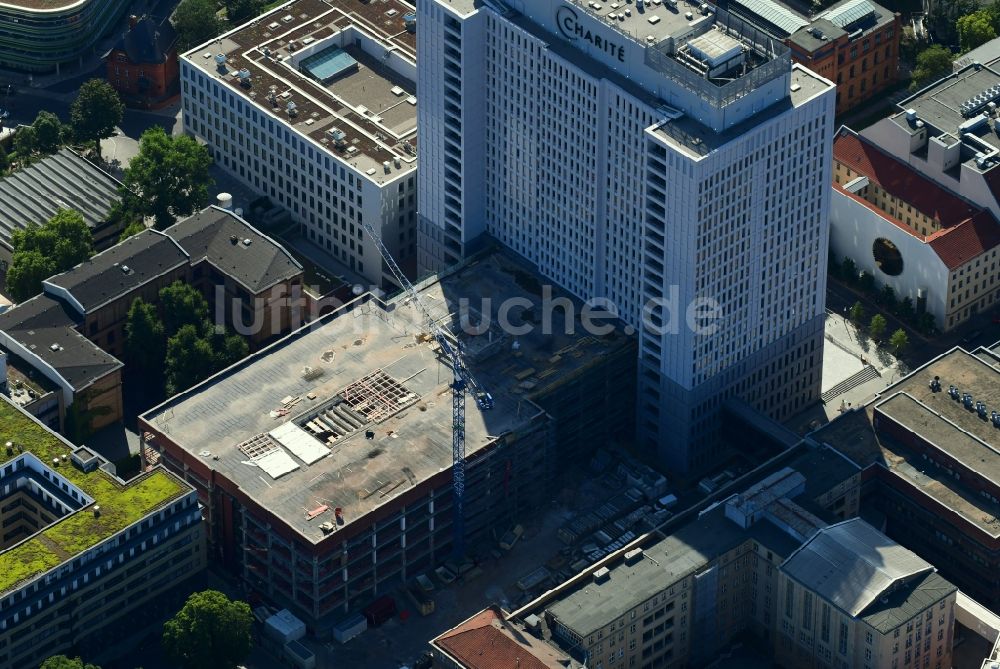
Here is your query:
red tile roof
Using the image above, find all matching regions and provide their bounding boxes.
[433,608,563,669]
[833,129,976,228]
[927,210,1000,270]
[833,127,1000,270]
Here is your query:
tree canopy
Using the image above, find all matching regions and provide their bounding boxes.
[162,590,253,669]
[159,281,210,337]
[958,10,998,53]
[910,46,954,91]
[173,0,225,51]
[13,125,37,158]
[5,210,94,302]
[69,80,124,155]
[926,0,978,47]
[125,298,167,376]
[889,328,909,354]
[226,0,262,24]
[32,111,63,154]
[39,656,101,669]
[869,313,888,340]
[121,126,213,230]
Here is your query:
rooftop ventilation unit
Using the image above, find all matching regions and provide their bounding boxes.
[593,567,610,583]
[286,101,297,116]
[214,53,226,65]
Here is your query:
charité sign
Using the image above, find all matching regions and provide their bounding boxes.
[556,5,627,63]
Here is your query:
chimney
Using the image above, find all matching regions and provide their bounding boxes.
[129,14,139,29]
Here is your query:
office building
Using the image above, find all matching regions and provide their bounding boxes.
[139,251,636,630]
[179,0,419,289]
[418,0,835,475]
[830,127,1000,331]
[0,0,129,73]
[716,0,901,115]
[0,396,204,669]
[809,346,1000,611]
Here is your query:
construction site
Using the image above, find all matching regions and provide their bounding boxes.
[138,251,635,632]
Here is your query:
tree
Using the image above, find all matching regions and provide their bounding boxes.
[226,0,262,24]
[5,250,55,302]
[916,311,937,334]
[889,328,909,354]
[163,590,253,669]
[879,284,897,310]
[119,219,147,241]
[173,0,225,51]
[5,210,94,302]
[32,111,62,154]
[39,656,100,669]
[849,301,865,323]
[159,281,210,336]
[12,209,94,269]
[69,79,124,158]
[869,313,888,340]
[121,126,213,229]
[898,296,915,320]
[926,0,977,47]
[958,10,997,53]
[165,324,217,396]
[0,143,9,174]
[125,298,167,375]
[841,257,857,284]
[209,325,249,369]
[910,45,955,91]
[859,270,875,292]
[13,125,37,158]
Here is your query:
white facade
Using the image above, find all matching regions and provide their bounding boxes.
[830,191,950,326]
[418,0,835,474]
[180,1,419,290]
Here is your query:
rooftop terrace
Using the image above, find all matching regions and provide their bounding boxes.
[141,252,633,543]
[0,397,189,596]
[184,0,417,181]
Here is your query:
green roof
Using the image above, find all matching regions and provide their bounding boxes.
[0,398,189,595]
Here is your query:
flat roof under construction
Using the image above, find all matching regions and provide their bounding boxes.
[140,252,633,543]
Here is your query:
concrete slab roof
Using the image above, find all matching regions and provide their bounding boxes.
[546,504,801,638]
[182,0,418,182]
[141,251,634,543]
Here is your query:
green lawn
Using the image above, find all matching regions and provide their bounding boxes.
[0,400,187,594]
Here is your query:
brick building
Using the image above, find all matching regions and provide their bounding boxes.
[717,0,901,115]
[105,15,179,109]
[0,207,304,435]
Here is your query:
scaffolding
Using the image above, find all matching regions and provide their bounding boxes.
[341,370,418,422]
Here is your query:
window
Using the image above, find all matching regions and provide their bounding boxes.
[786,583,795,618]
[839,621,849,655]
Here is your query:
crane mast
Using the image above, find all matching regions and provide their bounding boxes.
[359,222,492,559]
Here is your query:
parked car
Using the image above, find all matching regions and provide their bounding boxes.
[434,565,457,584]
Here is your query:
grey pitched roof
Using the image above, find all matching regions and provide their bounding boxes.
[164,207,302,294]
[860,571,956,634]
[0,295,121,391]
[781,518,934,618]
[44,230,189,314]
[0,149,122,251]
[114,16,178,65]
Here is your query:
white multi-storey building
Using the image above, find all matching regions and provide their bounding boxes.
[418,0,835,475]
[180,0,419,289]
